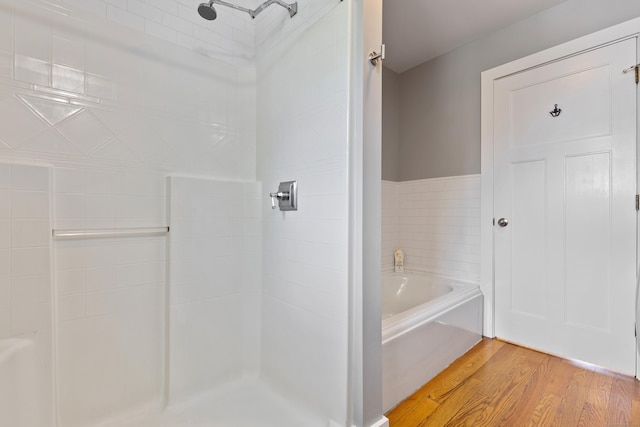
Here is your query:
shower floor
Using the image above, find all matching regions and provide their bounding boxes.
[99,379,328,427]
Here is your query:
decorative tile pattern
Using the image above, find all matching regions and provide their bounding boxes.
[19,95,83,125]
[0,0,255,180]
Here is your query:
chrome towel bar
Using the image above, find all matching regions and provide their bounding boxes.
[52,227,169,239]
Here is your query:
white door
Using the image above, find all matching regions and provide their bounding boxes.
[494,37,637,374]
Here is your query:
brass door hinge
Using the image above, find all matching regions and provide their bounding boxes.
[623,64,639,84]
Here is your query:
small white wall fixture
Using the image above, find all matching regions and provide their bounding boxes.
[480,16,640,377]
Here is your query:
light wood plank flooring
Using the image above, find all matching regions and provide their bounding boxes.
[387,338,640,427]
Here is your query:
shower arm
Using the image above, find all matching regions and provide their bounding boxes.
[250,0,297,18]
[211,0,297,19]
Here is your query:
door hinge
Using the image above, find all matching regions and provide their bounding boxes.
[636,194,639,211]
[493,218,496,226]
[369,44,386,66]
[623,64,639,84]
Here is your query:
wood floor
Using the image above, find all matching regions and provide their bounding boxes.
[386,338,640,427]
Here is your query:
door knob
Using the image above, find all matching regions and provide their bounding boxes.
[497,218,509,227]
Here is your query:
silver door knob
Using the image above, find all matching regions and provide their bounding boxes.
[497,218,509,227]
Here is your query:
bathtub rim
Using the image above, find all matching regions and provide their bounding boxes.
[382,271,483,344]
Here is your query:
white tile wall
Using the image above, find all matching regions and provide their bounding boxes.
[0,0,256,181]
[0,0,353,426]
[0,162,53,427]
[256,3,349,424]
[168,176,261,401]
[57,304,164,427]
[0,0,340,68]
[381,180,400,273]
[54,167,167,427]
[254,0,343,54]
[55,0,256,65]
[0,9,258,422]
[382,175,481,282]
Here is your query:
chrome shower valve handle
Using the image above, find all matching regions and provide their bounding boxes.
[269,181,298,211]
[270,191,290,209]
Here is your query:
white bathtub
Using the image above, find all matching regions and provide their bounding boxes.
[382,272,483,412]
[0,338,42,427]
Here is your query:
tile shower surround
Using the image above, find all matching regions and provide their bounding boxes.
[0,0,344,68]
[256,5,350,423]
[382,175,481,283]
[168,177,262,403]
[54,168,167,427]
[0,163,52,427]
[0,1,256,179]
[0,0,352,426]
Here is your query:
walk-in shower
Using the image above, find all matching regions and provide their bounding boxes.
[0,0,356,426]
[197,0,298,20]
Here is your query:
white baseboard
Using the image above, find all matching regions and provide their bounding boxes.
[364,416,389,427]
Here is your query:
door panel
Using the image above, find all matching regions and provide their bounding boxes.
[494,37,637,374]
[565,152,611,330]
[511,160,546,318]
[511,65,611,146]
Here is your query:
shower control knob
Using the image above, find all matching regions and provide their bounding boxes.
[270,191,289,209]
[497,218,509,228]
[269,181,297,211]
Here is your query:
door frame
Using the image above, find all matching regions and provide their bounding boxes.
[480,17,640,375]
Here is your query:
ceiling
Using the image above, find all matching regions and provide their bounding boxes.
[383,0,568,73]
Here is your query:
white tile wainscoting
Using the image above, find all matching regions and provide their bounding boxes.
[382,175,481,283]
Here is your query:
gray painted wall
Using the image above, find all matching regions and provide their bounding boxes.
[386,0,640,181]
[382,66,400,181]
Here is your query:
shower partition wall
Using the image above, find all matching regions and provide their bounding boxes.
[256,4,351,423]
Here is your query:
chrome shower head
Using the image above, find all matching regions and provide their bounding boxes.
[198,0,297,21]
[197,1,217,20]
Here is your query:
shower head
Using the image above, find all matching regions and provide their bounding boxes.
[197,0,297,21]
[197,1,217,20]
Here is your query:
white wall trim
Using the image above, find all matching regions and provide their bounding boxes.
[480,16,640,338]
[354,415,389,427]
